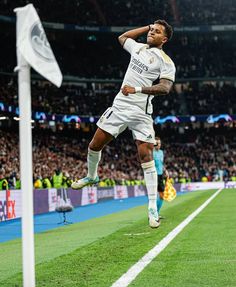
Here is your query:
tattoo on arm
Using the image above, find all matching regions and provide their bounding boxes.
[141,79,173,96]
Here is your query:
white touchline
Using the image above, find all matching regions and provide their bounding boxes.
[111,188,223,287]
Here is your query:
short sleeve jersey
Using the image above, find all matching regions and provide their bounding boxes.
[113,38,176,114]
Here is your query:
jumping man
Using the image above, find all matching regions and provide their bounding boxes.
[72,20,176,228]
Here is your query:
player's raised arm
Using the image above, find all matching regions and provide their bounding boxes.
[118,25,150,46]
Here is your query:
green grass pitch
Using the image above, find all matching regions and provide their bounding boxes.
[1,188,235,286]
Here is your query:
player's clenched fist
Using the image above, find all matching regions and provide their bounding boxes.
[121,85,135,96]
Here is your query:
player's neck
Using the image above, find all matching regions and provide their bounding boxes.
[148,44,163,50]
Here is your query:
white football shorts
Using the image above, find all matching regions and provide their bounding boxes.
[97,105,155,144]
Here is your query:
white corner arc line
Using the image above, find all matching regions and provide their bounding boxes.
[111,188,223,287]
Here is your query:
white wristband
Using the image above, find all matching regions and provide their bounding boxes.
[134,87,142,93]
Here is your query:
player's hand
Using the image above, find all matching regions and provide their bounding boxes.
[121,85,135,96]
[164,169,169,178]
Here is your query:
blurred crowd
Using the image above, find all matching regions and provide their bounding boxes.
[1,0,235,26]
[182,81,236,115]
[176,0,236,25]
[1,77,236,117]
[0,125,236,190]
[164,134,236,183]
[55,33,236,79]
[50,33,236,79]
[1,25,236,81]
[0,0,236,190]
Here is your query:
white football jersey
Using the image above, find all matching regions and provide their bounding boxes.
[113,38,176,114]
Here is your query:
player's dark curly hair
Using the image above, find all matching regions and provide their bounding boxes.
[154,20,173,41]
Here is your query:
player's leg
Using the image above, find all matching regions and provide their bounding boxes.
[157,175,165,216]
[136,140,159,228]
[87,127,113,177]
[130,111,159,228]
[71,128,113,189]
[72,106,127,189]
[157,192,164,212]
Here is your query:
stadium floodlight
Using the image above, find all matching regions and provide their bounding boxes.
[14,4,62,287]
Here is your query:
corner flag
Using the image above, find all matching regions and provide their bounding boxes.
[15,3,62,87]
[163,178,177,202]
[14,4,62,287]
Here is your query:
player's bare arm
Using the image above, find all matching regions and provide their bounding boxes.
[118,25,150,46]
[121,79,173,96]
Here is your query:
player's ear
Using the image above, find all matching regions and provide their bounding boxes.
[162,36,168,44]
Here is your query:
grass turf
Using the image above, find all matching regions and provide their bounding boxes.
[131,188,236,287]
[1,189,235,286]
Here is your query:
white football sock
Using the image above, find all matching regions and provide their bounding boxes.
[141,160,158,211]
[87,148,101,179]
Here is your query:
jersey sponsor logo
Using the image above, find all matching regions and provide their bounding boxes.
[129,56,149,74]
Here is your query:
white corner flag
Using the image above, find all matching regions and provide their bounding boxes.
[15,3,62,87]
[14,4,62,287]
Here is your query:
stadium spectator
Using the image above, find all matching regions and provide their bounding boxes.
[0,168,8,190]
[42,170,52,189]
[14,172,21,189]
[52,169,63,188]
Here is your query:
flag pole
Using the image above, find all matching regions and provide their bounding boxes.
[14,4,62,283]
[15,7,36,287]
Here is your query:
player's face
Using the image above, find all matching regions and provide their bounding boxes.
[147,24,168,47]
[155,139,161,150]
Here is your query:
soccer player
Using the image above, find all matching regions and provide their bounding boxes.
[72,20,176,228]
[153,136,169,218]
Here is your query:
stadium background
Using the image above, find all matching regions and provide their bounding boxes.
[0,0,236,188]
[0,1,236,286]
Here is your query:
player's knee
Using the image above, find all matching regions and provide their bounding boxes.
[89,128,113,151]
[89,141,103,151]
[141,160,155,170]
[137,142,154,163]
